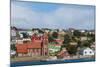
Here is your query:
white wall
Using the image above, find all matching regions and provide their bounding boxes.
[83,48,94,56]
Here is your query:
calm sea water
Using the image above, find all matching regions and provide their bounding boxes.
[11,58,95,67]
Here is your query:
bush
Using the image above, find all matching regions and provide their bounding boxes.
[67,45,77,55]
[11,44,16,51]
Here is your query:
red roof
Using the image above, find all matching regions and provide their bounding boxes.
[16,49,27,53]
[16,44,28,53]
[16,44,27,49]
[16,40,42,53]
[54,39,63,42]
[27,41,42,48]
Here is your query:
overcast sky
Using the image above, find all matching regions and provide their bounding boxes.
[11,1,95,30]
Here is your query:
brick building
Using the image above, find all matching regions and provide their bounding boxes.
[16,33,49,57]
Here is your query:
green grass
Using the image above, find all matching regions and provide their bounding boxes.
[11,56,49,62]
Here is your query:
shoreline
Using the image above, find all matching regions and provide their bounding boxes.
[11,57,95,67]
[11,56,95,63]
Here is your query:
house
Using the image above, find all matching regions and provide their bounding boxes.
[58,30,66,35]
[57,48,70,59]
[16,39,23,44]
[80,36,88,41]
[88,30,95,35]
[70,42,77,45]
[18,31,29,39]
[11,26,17,40]
[10,50,16,57]
[48,39,63,53]
[79,47,95,56]
[48,44,61,53]
[19,33,23,38]
[91,44,95,48]
[15,38,31,44]
[79,29,86,33]
[44,29,50,33]
[27,31,34,36]
[54,39,63,44]
[11,28,17,37]
[69,28,75,32]
[90,43,95,50]
[11,40,17,44]
[32,28,39,34]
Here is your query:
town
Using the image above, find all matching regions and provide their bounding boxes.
[11,26,95,62]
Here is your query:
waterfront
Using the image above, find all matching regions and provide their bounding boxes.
[11,58,95,67]
[11,1,95,67]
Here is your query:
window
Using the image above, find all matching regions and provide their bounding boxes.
[85,51,87,54]
[90,51,92,54]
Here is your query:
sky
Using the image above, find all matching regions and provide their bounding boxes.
[11,0,95,30]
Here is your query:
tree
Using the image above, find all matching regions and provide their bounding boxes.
[71,36,78,42]
[61,34,71,50]
[63,34,70,45]
[52,32,58,39]
[87,33,95,42]
[82,41,91,47]
[73,30,81,37]
[39,30,43,33]
[67,45,77,55]
[91,35,95,42]
[21,32,28,38]
[11,44,16,51]
[48,35,54,43]
[77,40,82,48]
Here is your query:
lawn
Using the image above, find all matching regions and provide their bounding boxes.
[11,56,49,62]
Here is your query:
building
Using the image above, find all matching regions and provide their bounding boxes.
[57,48,70,59]
[16,34,49,57]
[11,27,18,45]
[54,39,63,44]
[80,36,88,41]
[11,26,17,40]
[88,30,95,35]
[79,47,95,56]
[79,29,86,33]
[90,42,95,50]
[10,50,16,57]
[48,39,63,53]
[70,42,77,45]
[16,41,42,56]
[48,44,61,53]
[27,31,34,36]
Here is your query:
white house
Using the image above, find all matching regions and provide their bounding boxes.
[11,29,16,37]
[10,50,16,56]
[44,30,50,33]
[11,28,17,41]
[19,33,23,38]
[79,30,86,33]
[33,30,39,34]
[16,39,23,44]
[70,42,77,45]
[80,37,88,41]
[27,31,34,36]
[83,48,95,56]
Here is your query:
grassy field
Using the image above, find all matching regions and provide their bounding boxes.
[11,56,49,62]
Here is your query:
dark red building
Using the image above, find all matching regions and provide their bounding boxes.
[16,34,49,57]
